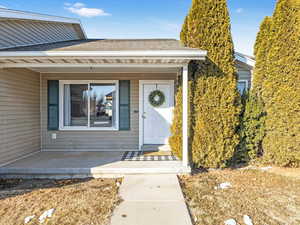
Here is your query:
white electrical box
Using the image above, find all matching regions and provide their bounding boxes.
[52,133,57,139]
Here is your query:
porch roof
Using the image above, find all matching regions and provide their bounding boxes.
[0,39,201,51]
[0,39,207,68]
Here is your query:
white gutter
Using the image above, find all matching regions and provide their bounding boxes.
[0,50,207,59]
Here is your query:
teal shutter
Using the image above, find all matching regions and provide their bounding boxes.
[119,80,130,130]
[48,80,59,130]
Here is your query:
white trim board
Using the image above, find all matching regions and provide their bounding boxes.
[138,80,175,150]
[0,63,188,69]
[238,79,249,89]
[0,50,207,58]
[29,67,181,74]
[238,79,249,92]
[235,52,255,68]
[182,65,189,167]
[59,80,119,131]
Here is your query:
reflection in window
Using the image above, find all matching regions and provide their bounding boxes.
[62,82,117,129]
[237,81,248,94]
[90,83,116,127]
[64,84,88,126]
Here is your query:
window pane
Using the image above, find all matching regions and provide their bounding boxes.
[237,81,247,94]
[90,83,116,128]
[64,84,88,126]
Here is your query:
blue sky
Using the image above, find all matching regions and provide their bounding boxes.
[0,0,277,55]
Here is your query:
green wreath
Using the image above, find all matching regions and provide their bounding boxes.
[148,90,165,107]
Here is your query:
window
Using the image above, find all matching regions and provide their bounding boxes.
[237,80,248,94]
[60,81,119,130]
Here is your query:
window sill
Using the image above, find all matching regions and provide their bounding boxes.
[59,127,119,131]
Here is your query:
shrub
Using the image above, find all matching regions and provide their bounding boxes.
[233,17,271,165]
[169,86,183,159]
[180,15,189,46]
[169,75,195,159]
[252,16,273,95]
[260,0,300,167]
[240,92,266,161]
[171,0,241,168]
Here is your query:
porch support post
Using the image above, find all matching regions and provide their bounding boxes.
[182,65,189,167]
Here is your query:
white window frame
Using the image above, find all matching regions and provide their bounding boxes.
[237,80,249,93]
[59,80,119,131]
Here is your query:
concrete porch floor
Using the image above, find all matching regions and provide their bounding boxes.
[0,151,191,179]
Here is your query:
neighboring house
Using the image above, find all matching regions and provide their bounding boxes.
[0,9,254,177]
[235,52,255,93]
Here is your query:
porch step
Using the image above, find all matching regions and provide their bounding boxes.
[141,144,171,152]
[0,166,191,179]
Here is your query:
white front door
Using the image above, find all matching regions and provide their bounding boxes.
[141,81,174,145]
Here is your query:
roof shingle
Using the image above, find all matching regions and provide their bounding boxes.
[0,39,198,52]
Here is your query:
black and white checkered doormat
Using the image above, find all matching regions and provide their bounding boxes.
[121,151,178,161]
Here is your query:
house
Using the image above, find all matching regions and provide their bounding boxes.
[0,9,254,178]
[235,52,255,93]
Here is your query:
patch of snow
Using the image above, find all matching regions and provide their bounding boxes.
[243,215,254,225]
[39,208,55,223]
[261,166,272,171]
[238,166,255,170]
[214,182,232,190]
[224,218,237,225]
[24,215,35,224]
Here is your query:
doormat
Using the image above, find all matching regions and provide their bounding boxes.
[121,151,178,161]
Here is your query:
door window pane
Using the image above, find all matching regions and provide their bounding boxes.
[90,83,116,127]
[64,84,88,126]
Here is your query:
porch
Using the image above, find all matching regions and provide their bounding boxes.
[0,39,207,178]
[0,151,188,179]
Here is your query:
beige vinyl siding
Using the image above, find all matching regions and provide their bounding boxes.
[236,62,252,88]
[0,20,82,50]
[41,73,176,151]
[0,68,40,165]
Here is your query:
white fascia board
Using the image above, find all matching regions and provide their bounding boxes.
[0,50,207,59]
[0,63,188,68]
[77,21,87,39]
[0,8,81,24]
[235,53,255,67]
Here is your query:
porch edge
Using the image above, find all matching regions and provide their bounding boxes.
[0,150,41,168]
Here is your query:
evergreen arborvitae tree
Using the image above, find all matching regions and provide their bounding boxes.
[169,86,183,159]
[237,17,272,163]
[252,17,273,95]
[180,15,189,46]
[239,92,266,161]
[261,0,300,167]
[169,77,195,160]
[185,0,240,168]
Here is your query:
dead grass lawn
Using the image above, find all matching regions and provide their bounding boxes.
[0,178,121,225]
[180,169,300,225]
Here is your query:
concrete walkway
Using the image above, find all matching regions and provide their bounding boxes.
[111,175,193,225]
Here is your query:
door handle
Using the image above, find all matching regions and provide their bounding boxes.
[142,112,146,119]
